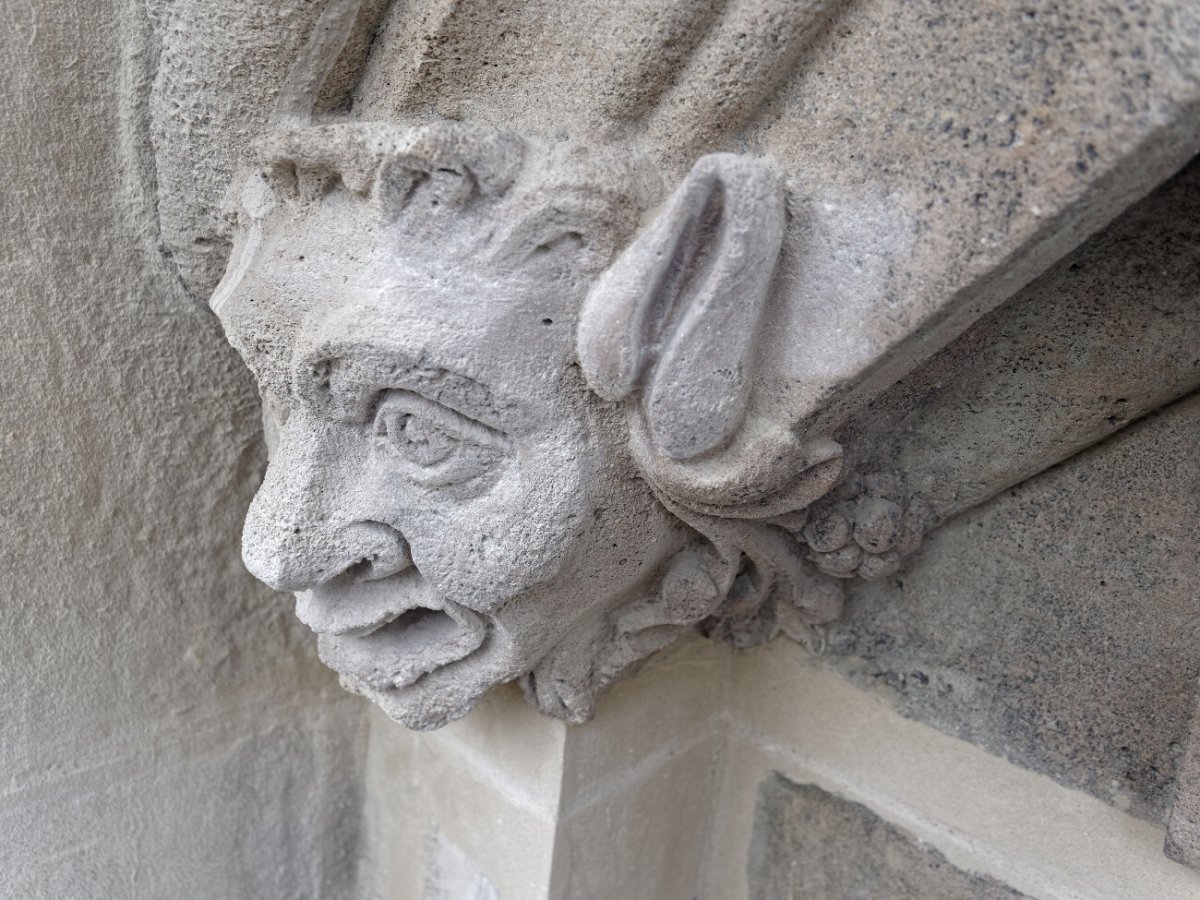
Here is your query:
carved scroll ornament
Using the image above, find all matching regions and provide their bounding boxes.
[210,118,928,730]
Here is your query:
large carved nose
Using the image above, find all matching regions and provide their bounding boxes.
[241,419,411,592]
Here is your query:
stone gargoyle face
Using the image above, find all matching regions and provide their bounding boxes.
[212,122,847,729]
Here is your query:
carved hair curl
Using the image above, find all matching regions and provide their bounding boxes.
[248,121,661,276]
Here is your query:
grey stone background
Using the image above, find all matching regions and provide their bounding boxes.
[832,383,1200,824]
[750,774,1031,899]
[0,2,366,896]
[3,0,1199,896]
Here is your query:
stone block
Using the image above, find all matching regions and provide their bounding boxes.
[359,693,562,900]
[845,154,1200,524]
[749,774,1029,899]
[558,636,732,812]
[1165,688,1200,868]
[552,736,720,900]
[829,391,1200,822]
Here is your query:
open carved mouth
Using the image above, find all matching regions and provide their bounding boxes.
[300,574,488,691]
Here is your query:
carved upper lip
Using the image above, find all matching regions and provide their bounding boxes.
[297,571,488,691]
[295,568,435,638]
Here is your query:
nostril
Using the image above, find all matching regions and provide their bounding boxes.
[245,516,412,590]
[345,522,412,583]
[345,556,378,582]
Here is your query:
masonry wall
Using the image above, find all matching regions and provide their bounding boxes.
[4,3,1199,900]
[0,4,367,897]
[725,392,1200,900]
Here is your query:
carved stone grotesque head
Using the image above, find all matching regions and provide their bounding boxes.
[212,121,853,729]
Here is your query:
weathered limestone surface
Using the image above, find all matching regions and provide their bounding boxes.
[6,0,1200,896]
[0,3,366,896]
[192,0,1200,731]
[1166,689,1200,867]
[749,775,1030,899]
[829,390,1200,823]
[146,0,331,300]
[162,0,1200,436]
[712,642,1200,900]
[841,155,1200,526]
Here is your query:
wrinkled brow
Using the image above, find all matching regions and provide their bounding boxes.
[291,341,514,430]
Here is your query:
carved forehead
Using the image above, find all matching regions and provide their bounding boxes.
[292,273,583,429]
[213,119,661,403]
[248,120,660,275]
[219,210,585,423]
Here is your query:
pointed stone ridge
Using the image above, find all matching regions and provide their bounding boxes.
[1166,689,1200,870]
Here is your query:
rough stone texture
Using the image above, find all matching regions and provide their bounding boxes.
[145,0,330,300]
[748,774,1030,900]
[828,390,1200,824]
[1165,688,1200,868]
[154,0,1200,440]
[346,0,1200,438]
[215,118,849,730]
[0,3,366,896]
[180,0,1200,732]
[843,153,1200,524]
[9,0,1200,893]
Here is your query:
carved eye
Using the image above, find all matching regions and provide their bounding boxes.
[372,391,508,486]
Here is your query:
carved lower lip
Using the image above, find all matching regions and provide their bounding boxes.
[315,599,487,692]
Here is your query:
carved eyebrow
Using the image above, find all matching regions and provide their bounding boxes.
[292,346,508,429]
[374,389,512,452]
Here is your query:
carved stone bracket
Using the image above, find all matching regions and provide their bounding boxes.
[213,115,890,728]
[196,0,1200,730]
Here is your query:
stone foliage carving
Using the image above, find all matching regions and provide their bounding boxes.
[211,113,925,729]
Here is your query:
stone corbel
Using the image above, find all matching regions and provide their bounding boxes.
[195,0,1200,732]
[209,116,957,730]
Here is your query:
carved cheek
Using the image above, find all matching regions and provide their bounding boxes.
[398,439,592,612]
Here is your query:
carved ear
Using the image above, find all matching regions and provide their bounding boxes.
[577,153,785,460]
